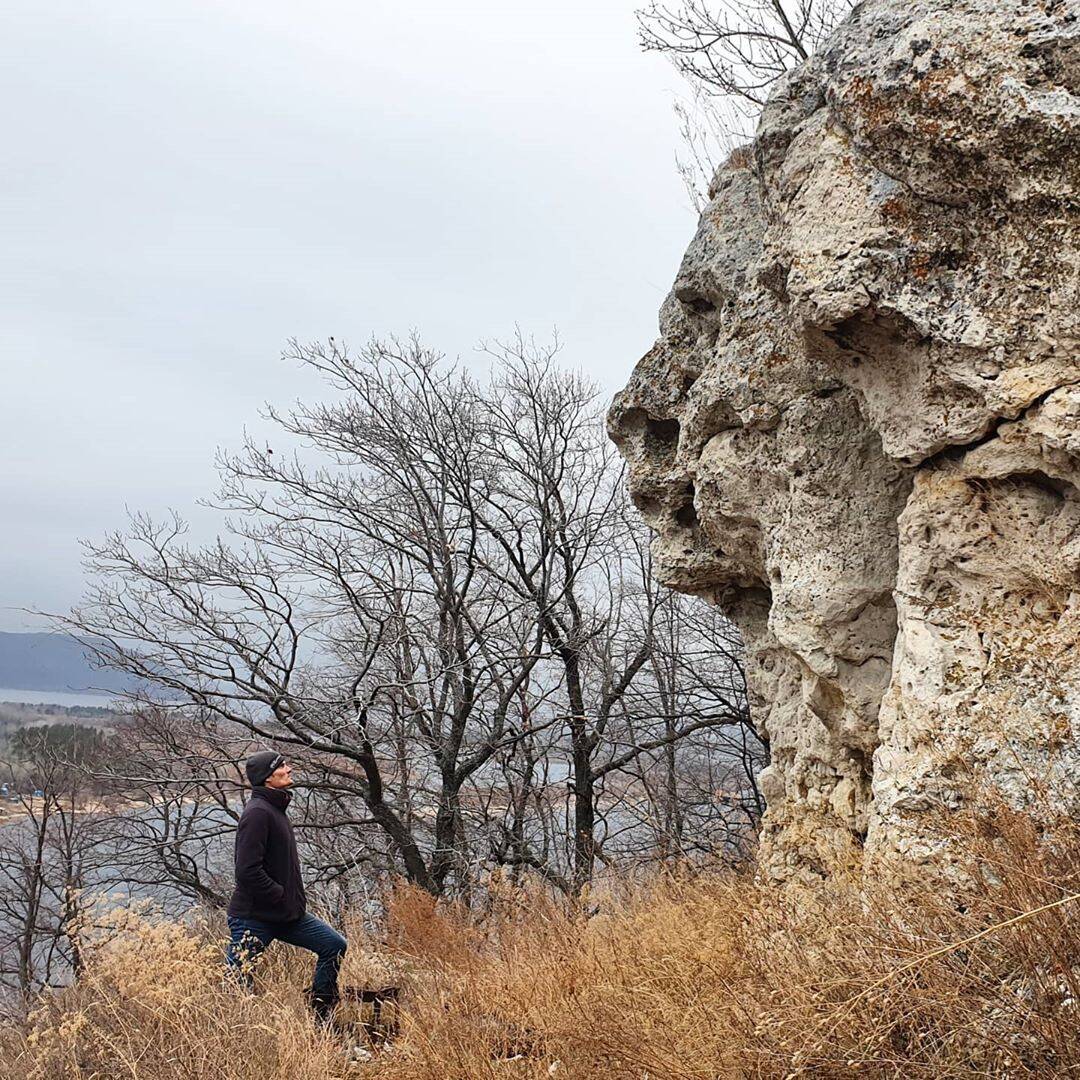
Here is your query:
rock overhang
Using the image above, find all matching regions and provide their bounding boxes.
[609,0,1080,882]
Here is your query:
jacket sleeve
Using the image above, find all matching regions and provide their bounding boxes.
[234,809,285,906]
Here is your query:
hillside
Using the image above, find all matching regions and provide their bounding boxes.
[5,791,1079,1078]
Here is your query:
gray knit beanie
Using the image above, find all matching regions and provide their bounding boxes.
[245,750,284,787]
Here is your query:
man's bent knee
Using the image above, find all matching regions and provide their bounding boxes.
[323,929,347,958]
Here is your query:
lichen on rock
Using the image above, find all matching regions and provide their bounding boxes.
[609,0,1080,883]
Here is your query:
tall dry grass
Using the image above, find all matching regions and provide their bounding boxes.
[6,791,1080,1079]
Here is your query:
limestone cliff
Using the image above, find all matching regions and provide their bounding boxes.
[609,0,1080,882]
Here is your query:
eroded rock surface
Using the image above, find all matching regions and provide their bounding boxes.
[609,0,1080,882]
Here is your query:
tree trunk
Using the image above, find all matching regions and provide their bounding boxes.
[571,728,596,893]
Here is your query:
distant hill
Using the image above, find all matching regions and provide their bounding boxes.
[0,632,139,695]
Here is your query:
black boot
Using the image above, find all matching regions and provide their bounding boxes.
[309,988,339,1025]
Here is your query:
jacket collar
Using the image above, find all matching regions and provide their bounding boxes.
[251,785,292,811]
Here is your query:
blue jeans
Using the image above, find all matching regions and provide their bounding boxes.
[226,913,346,999]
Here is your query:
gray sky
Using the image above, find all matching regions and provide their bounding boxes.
[1,0,696,631]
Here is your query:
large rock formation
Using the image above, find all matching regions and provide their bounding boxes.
[609,0,1080,882]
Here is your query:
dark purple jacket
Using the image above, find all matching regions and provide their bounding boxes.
[227,786,306,923]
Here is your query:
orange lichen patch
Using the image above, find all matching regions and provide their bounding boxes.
[842,62,968,139]
[843,74,898,130]
[910,250,934,279]
[880,195,916,224]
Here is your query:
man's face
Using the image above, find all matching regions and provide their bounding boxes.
[265,761,294,789]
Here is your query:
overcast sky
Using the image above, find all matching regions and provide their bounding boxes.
[1,0,697,632]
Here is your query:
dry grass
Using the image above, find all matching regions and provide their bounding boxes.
[6,794,1080,1079]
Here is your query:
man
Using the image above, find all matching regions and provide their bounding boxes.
[226,750,347,1020]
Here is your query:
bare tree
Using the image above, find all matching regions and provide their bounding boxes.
[90,708,245,912]
[638,0,848,107]
[56,336,762,902]
[451,337,761,889]
[619,590,765,864]
[59,340,556,897]
[637,0,855,202]
[0,727,109,1006]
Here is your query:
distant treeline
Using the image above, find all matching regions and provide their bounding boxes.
[0,700,122,729]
